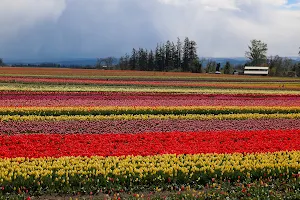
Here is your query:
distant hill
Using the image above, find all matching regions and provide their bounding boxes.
[5,58,98,67]
[5,57,247,67]
[202,57,248,67]
[4,57,299,68]
[57,59,98,66]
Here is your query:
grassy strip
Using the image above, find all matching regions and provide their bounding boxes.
[2,73,300,82]
[1,113,300,121]
[1,83,300,95]
[1,178,300,199]
[2,179,300,200]
[0,106,299,116]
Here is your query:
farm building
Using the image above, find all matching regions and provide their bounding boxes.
[244,66,269,76]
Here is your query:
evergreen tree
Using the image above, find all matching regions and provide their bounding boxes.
[129,48,138,70]
[124,54,130,69]
[158,44,166,71]
[147,50,155,71]
[138,48,148,71]
[224,61,233,74]
[119,56,125,70]
[189,40,198,64]
[170,42,177,71]
[175,37,182,70]
[120,37,199,72]
[155,44,162,71]
[182,37,190,72]
[0,58,4,66]
[216,63,221,72]
[165,40,172,71]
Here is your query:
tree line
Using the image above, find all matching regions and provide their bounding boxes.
[1,38,300,77]
[117,38,300,77]
[118,37,203,73]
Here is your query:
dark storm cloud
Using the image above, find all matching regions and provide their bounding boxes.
[0,0,161,60]
[0,0,300,60]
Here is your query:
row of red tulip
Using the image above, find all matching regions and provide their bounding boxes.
[1,129,300,158]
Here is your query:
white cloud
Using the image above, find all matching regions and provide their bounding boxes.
[158,0,240,10]
[153,0,300,57]
[285,2,300,8]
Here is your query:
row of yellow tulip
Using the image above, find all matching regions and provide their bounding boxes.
[0,106,299,116]
[1,113,300,121]
[1,152,300,191]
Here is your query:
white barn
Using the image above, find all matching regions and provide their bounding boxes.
[244,66,269,76]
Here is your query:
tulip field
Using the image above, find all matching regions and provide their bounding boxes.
[0,67,300,199]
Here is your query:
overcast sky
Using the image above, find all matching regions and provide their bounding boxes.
[0,0,300,61]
